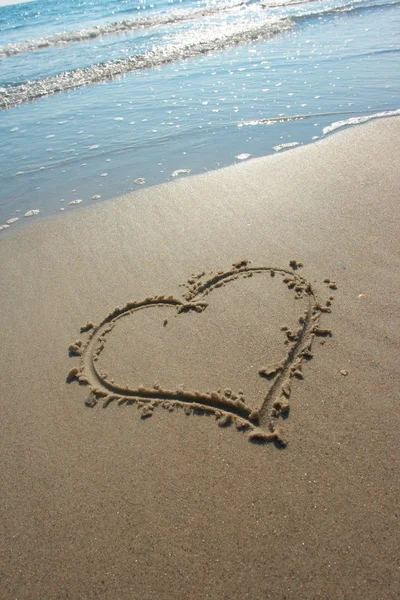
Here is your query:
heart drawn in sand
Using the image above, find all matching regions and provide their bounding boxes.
[67,260,334,445]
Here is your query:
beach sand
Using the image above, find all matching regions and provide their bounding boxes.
[1,118,399,599]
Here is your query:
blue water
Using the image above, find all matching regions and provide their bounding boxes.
[0,0,399,232]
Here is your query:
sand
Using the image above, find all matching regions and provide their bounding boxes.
[1,118,399,599]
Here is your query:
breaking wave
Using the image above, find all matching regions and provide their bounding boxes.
[0,1,246,58]
[238,110,367,126]
[322,109,400,134]
[1,0,398,59]
[237,108,400,135]
[0,18,294,110]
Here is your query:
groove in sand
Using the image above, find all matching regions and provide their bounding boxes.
[67,260,334,445]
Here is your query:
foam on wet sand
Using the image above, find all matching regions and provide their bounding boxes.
[0,118,399,600]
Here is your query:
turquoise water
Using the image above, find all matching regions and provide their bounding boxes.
[0,0,399,232]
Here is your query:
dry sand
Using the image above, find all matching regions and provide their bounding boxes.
[1,118,399,599]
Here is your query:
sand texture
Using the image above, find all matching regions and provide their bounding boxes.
[1,118,399,599]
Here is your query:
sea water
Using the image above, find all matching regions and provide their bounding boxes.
[0,0,399,232]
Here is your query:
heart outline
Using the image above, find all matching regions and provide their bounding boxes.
[68,261,332,445]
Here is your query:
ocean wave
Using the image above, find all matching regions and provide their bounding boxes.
[322,109,400,134]
[238,108,400,133]
[0,1,246,58]
[2,0,398,59]
[294,0,400,23]
[238,110,359,126]
[0,18,294,110]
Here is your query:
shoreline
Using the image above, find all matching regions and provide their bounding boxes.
[1,112,399,239]
[1,116,399,599]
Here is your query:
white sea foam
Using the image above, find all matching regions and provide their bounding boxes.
[273,142,300,151]
[6,217,19,224]
[0,224,10,231]
[171,169,190,177]
[238,110,364,128]
[0,18,294,110]
[238,115,306,127]
[238,106,400,132]
[235,153,252,160]
[322,109,400,135]
[69,199,83,205]
[24,209,40,217]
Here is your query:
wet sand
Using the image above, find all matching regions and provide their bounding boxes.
[1,118,399,599]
